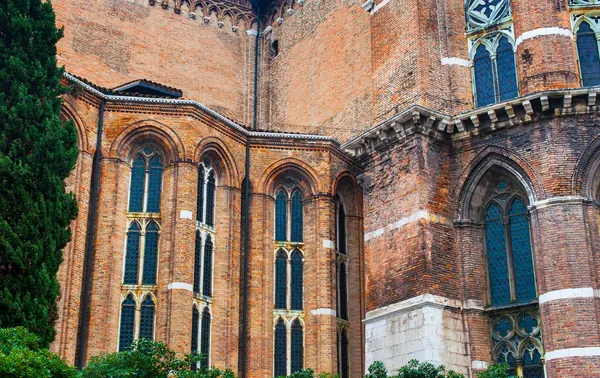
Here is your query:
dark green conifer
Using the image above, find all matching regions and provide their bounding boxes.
[0,0,78,347]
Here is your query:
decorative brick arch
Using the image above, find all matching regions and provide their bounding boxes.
[333,171,363,218]
[573,133,600,200]
[60,102,89,153]
[258,158,323,196]
[456,146,543,220]
[109,120,185,163]
[194,136,240,188]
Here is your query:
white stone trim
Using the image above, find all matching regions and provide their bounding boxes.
[167,282,193,292]
[539,287,599,304]
[365,294,462,323]
[246,29,258,36]
[372,0,392,13]
[545,347,600,361]
[310,308,337,316]
[471,360,489,370]
[180,210,193,220]
[323,240,335,249]
[515,27,573,48]
[441,57,470,67]
[530,196,588,210]
[365,211,453,242]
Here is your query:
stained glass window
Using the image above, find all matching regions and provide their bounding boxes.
[291,250,303,310]
[339,262,348,320]
[206,171,216,227]
[197,166,205,222]
[474,44,496,107]
[142,221,159,286]
[147,156,163,213]
[577,21,600,87]
[124,222,141,285]
[339,329,349,378]
[191,307,199,353]
[119,294,136,351]
[497,37,518,102]
[200,308,211,369]
[129,156,146,213]
[291,319,303,373]
[275,191,287,241]
[291,191,303,242]
[509,199,536,304]
[194,231,202,295]
[274,318,287,377]
[485,203,511,306]
[338,203,347,254]
[203,236,213,298]
[139,296,155,341]
[275,250,287,309]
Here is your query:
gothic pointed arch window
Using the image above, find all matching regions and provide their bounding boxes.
[291,191,303,242]
[197,159,217,227]
[139,295,155,341]
[275,250,287,310]
[128,146,163,213]
[124,222,141,285]
[197,166,205,222]
[142,221,159,285]
[291,319,303,374]
[338,328,349,378]
[118,294,136,351]
[338,262,348,321]
[275,190,287,242]
[200,307,211,369]
[203,236,214,298]
[290,250,303,310]
[575,19,600,87]
[193,231,202,295]
[274,318,287,377]
[337,200,347,255]
[191,306,199,354]
[206,171,216,227]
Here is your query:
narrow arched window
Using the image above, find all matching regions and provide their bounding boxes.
[522,343,544,378]
[193,231,202,295]
[496,345,517,375]
[485,203,511,306]
[142,221,159,285]
[338,329,349,378]
[147,156,163,213]
[339,262,348,320]
[474,44,496,107]
[291,319,303,373]
[509,199,536,303]
[275,190,287,241]
[338,202,347,254]
[139,296,155,341]
[577,21,600,87]
[206,171,216,227]
[275,250,287,309]
[203,236,213,298]
[124,222,141,285]
[291,191,303,242]
[274,318,287,377]
[197,166,205,222]
[200,308,211,369]
[129,156,146,212]
[191,306,199,353]
[291,250,303,310]
[497,37,519,101]
[118,294,136,351]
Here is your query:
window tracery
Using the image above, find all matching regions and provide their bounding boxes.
[570,0,600,6]
[118,293,156,351]
[274,183,304,243]
[273,316,304,377]
[465,0,512,33]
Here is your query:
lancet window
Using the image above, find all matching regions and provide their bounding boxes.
[118,293,156,351]
[193,159,216,300]
[574,16,600,87]
[275,186,303,243]
[274,249,303,311]
[273,317,304,376]
[190,305,212,369]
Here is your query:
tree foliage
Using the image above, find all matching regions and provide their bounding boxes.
[0,0,78,347]
[476,364,517,378]
[366,360,464,378]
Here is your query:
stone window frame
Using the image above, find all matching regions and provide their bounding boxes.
[272,315,305,376]
[274,184,305,244]
[273,247,305,312]
[570,0,600,8]
[197,158,218,229]
[465,0,513,34]
[117,291,157,351]
[127,144,164,214]
[122,219,161,288]
[336,325,350,378]
[571,12,600,87]
[191,301,212,369]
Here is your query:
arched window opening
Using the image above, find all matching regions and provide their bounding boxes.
[191,307,199,354]
[291,191,303,242]
[206,171,216,227]
[291,250,303,310]
[200,308,211,369]
[522,343,544,378]
[338,329,349,378]
[193,231,202,295]
[275,250,287,309]
[142,221,159,286]
[497,36,519,101]
[474,44,496,107]
[291,319,303,374]
[203,236,213,298]
[129,156,146,213]
[577,21,600,87]
[485,203,511,307]
[197,166,205,222]
[495,344,517,376]
[147,156,163,213]
[139,296,155,341]
[196,159,217,227]
[271,39,279,59]
[509,199,536,304]
[118,294,136,351]
[274,318,287,377]
[128,147,163,214]
[338,262,348,321]
[124,222,141,285]
[337,202,347,255]
[275,190,287,242]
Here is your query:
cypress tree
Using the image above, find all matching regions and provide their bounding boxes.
[0,0,78,347]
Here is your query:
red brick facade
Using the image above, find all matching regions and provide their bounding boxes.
[50,0,600,377]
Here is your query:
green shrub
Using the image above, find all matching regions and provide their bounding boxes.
[366,360,464,378]
[0,327,77,378]
[281,369,338,378]
[476,363,517,378]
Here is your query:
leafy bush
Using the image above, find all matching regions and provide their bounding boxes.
[477,363,517,378]
[81,338,235,378]
[281,368,338,378]
[366,360,464,378]
[0,327,77,378]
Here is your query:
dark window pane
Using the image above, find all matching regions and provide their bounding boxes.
[118,295,136,351]
[339,262,348,320]
[509,199,536,304]
[200,308,211,369]
[497,37,519,101]
[197,166,205,222]
[339,329,349,378]
[291,251,303,310]
[275,191,287,241]
[577,22,600,87]
[124,223,140,285]
[142,222,159,285]
[139,296,155,341]
[129,156,145,212]
[291,319,303,373]
[485,203,511,306]
[275,250,287,309]
[194,231,202,295]
[206,171,216,227]
[191,307,199,353]
[147,156,163,213]
[291,191,303,242]
[338,203,347,254]
[203,236,213,298]
[523,347,544,378]
[496,346,517,375]
[274,318,287,377]
[474,44,496,107]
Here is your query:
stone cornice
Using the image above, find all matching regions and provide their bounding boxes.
[343,87,600,158]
